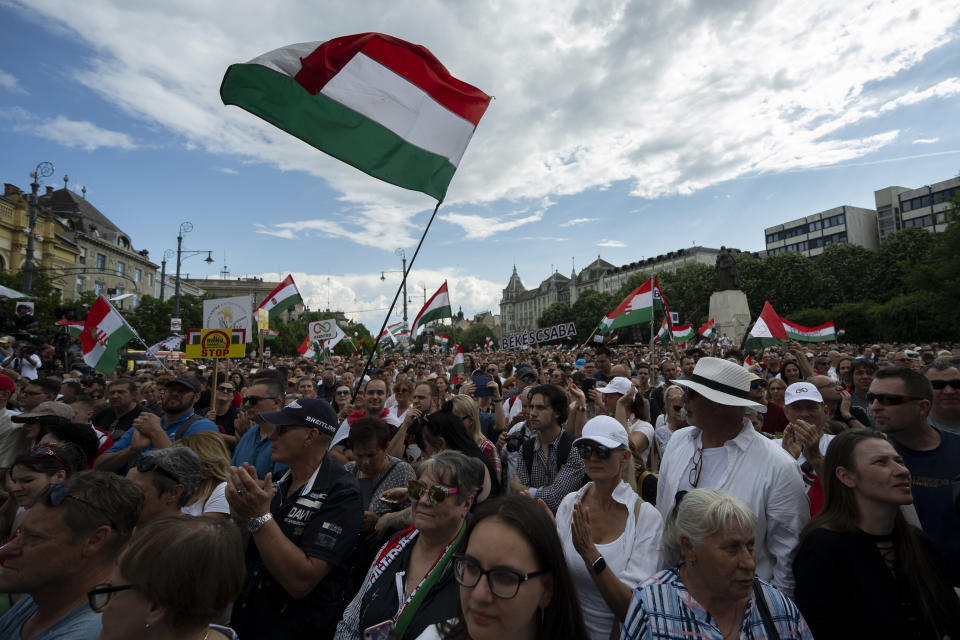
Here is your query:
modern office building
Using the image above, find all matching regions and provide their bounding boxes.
[874,175,959,242]
[764,205,878,257]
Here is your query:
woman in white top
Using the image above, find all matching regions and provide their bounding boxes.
[176,431,230,518]
[654,385,686,454]
[556,416,663,640]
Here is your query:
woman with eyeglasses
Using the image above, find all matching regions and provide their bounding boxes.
[622,488,812,640]
[653,385,686,454]
[389,379,415,425]
[554,416,662,640]
[793,429,960,639]
[415,494,589,640]
[91,515,244,640]
[335,450,481,640]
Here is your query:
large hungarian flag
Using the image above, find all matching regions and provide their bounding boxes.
[744,301,789,350]
[255,275,303,321]
[221,33,492,201]
[81,297,136,374]
[412,282,452,338]
[599,278,664,334]
[781,318,837,342]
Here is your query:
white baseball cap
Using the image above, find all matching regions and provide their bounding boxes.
[784,382,824,406]
[597,376,632,396]
[573,415,629,449]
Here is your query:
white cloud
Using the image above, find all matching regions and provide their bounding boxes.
[9,0,960,247]
[256,269,503,328]
[215,167,238,174]
[912,137,940,144]
[0,69,27,95]
[560,217,598,227]
[16,115,137,151]
[597,239,626,248]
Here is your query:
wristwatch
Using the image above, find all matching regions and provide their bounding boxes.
[591,556,607,575]
[248,512,273,533]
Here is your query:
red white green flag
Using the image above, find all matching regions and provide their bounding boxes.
[297,335,317,359]
[221,33,492,202]
[412,282,452,338]
[781,318,837,342]
[484,337,493,352]
[261,329,280,341]
[599,277,669,334]
[81,296,136,374]
[450,345,466,384]
[698,318,715,339]
[656,318,671,345]
[671,324,696,344]
[605,332,620,343]
[56,316,84,337]
[744,301,789,350]
[255,275,303,321]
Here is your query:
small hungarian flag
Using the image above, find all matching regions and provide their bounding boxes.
[484,337,493,352]
[261,329,280,341]
[744,301,789,350]
[698,319,715,339]
[221,33,492,201]
[570,342,579,350]
[450,345,466,384]
[81,297,136,374]
[837,328,847,337]
[255,275,303,321]
[671,325,696,344]
[605,332,620,344]
[297,335,317,359]
[781,318,837,342]
[412,282,452,338]
[656,318,671,345]
[435,334,450,349]
[352,338,365,358]
[387,321,409,343]
[55,316,84,337]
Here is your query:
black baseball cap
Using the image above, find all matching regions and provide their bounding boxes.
[260,398,338,437]
[166,374,201,394]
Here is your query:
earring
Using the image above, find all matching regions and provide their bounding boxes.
[145,623,150,629]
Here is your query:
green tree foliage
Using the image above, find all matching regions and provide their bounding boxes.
[538,302,573,328]
[124,294,208,346]
[459,323,495,349]
[658,264,714,325]
[570,290,615,339]
[0,270,64,330]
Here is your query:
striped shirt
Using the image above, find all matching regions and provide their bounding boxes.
[622,569,813,640]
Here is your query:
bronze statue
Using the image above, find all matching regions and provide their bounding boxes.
[716,246,739,291]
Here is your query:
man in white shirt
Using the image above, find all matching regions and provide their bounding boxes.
[656,357,809,597]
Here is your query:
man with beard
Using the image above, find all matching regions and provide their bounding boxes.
[94,374,218,472]
[92,378,145,441]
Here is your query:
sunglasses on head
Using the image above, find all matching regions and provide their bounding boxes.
[30,446,68,469]
[865,392,922,406]
[131,454,180,483]
[931,379,960,391]
[576,442,616,460]
[407,479,459,506]
[43,484,117,529]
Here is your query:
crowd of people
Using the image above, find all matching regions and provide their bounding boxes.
[0,329,958,639]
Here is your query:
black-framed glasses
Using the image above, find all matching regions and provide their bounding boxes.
[30,447,67,469]
[865,392,923,406]
[43,484,117,529]
[453,555,547,599]
[407,479,459,506]
[688,447,703,488]
[244,395,277,405]
[576,442,615,460]
[88,583,136,612]
[217,385,235,393]
[931,379,960,391]
[132,454,180,484]
[335,390,352,396]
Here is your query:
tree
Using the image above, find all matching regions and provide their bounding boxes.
[813,243,879,306]
[460,323,495,349]
[658,264,714,325]
[570,290,615,341]
[538,302,572,328]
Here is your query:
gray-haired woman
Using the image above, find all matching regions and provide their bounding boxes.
[335,450,481,640]
[622,488,812,640]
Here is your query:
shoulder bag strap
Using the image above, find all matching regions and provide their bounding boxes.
[752,576,780,640]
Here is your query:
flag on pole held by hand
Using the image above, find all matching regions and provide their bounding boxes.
[221,33,492,202]
[81,296,136,374]
[412,282,452,338]
[255,275,303,322]
[450,345,466,384]
[698,318,715,339]
[56,316,84,337]
[484,337,493,352]
[599,277,669,334]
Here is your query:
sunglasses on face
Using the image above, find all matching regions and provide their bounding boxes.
[671,405,683,412]
[866,392,922,406]
[407,479,459,506]
[931,379,960,391]
[217,385,234,393]
[576,442,616,460]
[750,380,767,389]
[244,395,277,405]
[335,390,352,396]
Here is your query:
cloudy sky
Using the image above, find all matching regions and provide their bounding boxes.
[1,0,959,330]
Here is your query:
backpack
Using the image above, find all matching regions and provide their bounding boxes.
[521,431,578,483]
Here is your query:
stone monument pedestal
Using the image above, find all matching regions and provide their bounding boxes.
[709,290,751,346]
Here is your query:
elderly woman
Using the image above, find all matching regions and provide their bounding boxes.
[417,494,590,640]
[91,515,244,639]
[344,416,416,533]
[335,450,481,640]
[557,416,662,640]
[793,429,960,639]
[622,488,812,639]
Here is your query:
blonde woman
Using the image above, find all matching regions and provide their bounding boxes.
[653,385,686,453]
[447,394,502,479]
[176,431,231,518]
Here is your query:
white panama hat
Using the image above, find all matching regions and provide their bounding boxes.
[673,357,765,409]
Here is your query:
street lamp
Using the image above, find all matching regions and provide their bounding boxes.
[172,222,214,318]
[159,249,175,301]
[379,248,409,323]
[23,161,54,295]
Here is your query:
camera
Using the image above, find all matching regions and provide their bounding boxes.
[505,432,527,453]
